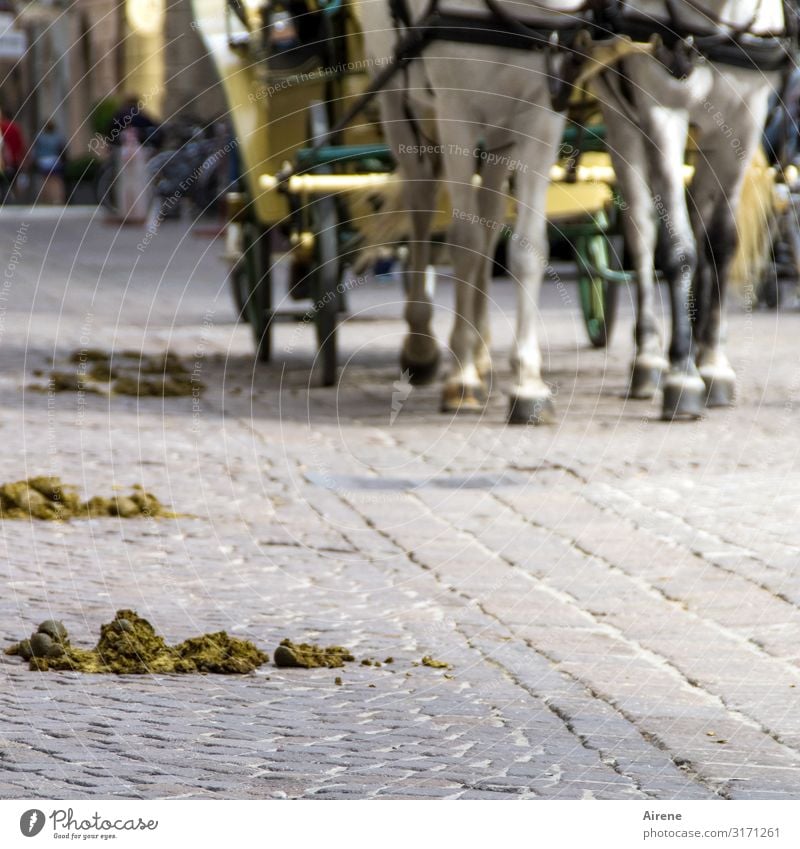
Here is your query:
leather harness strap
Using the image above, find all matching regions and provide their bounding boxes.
[611,11,793,71]
[383,0,796,115]
[292,0,797,168]
[401,11,586,50]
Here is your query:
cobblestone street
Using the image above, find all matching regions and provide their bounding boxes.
[2,208,800,800]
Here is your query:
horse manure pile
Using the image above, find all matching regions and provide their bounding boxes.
[273,639,356,669]
[0,477,178,521]
[5,611,269,674]
[35,371,104,394]
[110,351,203,397]
[29,350,204,398]
[420,655,450,669]
[6,615,450,680]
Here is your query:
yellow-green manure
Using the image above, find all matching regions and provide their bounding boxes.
[5,611,269,674]
[28,349,205,398]
[421,655,450,669]
[69,348,110,364]
[27,371,103,394]
[87,362,118,381]
[7,615,425,678]
[0,477,179,521]
[273,639,356,669]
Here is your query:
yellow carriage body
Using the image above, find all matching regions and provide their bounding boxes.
[191,0,777,303]
[191,0,385,225]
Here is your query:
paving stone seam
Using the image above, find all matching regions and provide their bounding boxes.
[493,480,800,667]
[488,490,800,746]
[316,463,713,796]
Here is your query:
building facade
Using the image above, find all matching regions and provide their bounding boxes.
[2,0,225,156]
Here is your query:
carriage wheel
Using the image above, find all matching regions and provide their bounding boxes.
[310,193,342,386]
[308,101,342,387]
[576,233,621,349]
[230,220,272,362]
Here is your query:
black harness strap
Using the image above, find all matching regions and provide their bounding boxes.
[281,0,798,185]
[381,1,593,141]
[613,11,793,72]
[390,0,427,158]
[413,11,586,51]
[389,0,414,27]
[285,0,441,175]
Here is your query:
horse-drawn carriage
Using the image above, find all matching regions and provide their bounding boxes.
[193,0,629,375]
[192,0,795,422]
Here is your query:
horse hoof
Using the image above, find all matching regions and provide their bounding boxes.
[661,374,705,421]
[508,394,555,425]
[700,370,736,407]
[441,383,486,413]
[400,350,440,386]
[628,360,665,399]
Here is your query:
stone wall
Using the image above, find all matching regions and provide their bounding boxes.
[162,0,226,123]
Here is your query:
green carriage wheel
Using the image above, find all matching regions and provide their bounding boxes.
[230,220,273,362]
[308,101,343,387]
[576,232,622,349]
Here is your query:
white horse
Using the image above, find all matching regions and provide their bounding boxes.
[357,0,590,423]
[591,0,789,418]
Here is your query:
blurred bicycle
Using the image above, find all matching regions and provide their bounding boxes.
[144,120,234,224]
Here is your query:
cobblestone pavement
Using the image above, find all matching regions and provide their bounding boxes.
[1,208,800,799]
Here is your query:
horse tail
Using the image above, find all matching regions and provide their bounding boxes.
[730,147,779,303]
[345,178,411,274]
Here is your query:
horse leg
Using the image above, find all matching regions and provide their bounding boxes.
[692,136,766,405]
[687,156,737,406]
[473,162,511,379]
[399,181,440,384]
[646,107,705,420]
[379,96,441,385]
[473,256,494,379]
[436,122,490,413]
[598,81,667,398]
[508,114,566,425]
[696,202,740,405]
[687,174,717,353]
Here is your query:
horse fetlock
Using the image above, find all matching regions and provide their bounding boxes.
[636,323,664,353]
[401,332,439,370]
[400,345,440,386]
[635,317,662,347]
[474,342,493,379]
[697,351,736,408]
[440,380,488,414]
[404,300,434,330]
[629,354,667,399]
[696,347,734,375]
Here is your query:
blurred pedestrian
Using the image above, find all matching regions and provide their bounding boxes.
[108,96,162,220]
[118,127,148,223]
[0,104,27,201]
[111,95,163,150]
[33,120,67,204]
